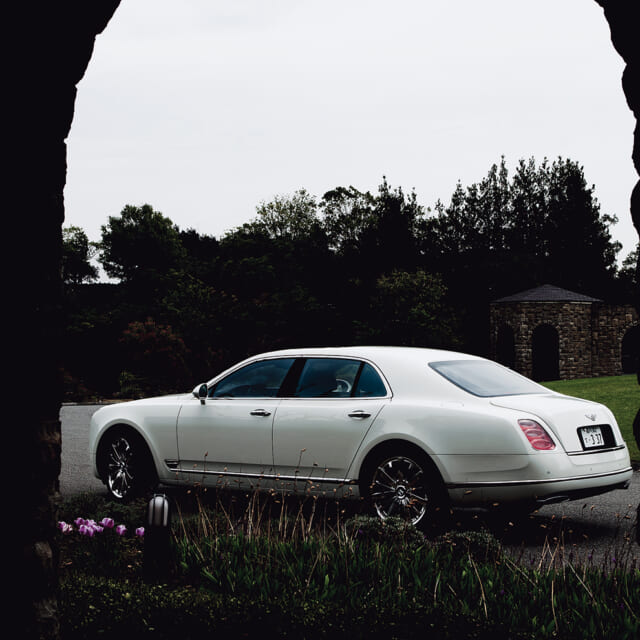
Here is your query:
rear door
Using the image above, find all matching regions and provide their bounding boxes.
[272,357,389,493]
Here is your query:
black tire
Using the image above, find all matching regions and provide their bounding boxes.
[360,444,448,530]
[99,428,157,502]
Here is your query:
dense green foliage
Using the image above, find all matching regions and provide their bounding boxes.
[62,158,637,398]
[57,494,640,639]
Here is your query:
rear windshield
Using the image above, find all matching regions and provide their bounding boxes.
[429,360,546,397]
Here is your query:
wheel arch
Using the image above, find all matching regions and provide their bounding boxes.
[95,422,157,483]
[356,438,445,490]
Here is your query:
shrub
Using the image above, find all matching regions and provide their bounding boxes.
[343,514,425,550]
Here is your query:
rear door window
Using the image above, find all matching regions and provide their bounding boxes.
[353,363,387,397]
[292,358,387,398]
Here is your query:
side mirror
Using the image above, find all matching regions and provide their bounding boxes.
[193,383,208,405]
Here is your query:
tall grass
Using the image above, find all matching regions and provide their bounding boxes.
[58,490,640,639]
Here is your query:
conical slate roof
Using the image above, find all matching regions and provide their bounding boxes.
[493,284,602,303]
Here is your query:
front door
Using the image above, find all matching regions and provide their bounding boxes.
[176,357,295,489]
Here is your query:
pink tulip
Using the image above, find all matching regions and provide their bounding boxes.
[57,521,73,534]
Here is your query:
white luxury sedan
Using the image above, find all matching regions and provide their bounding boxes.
[89,346,633,527]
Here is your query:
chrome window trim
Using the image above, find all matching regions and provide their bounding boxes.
[206,354,392,399]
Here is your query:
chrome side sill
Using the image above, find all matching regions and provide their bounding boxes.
[175,466,356,485]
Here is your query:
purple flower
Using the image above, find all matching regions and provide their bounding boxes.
[74,517,87,527]
[79,524,95,537]
[57,521,73,534]
[135,527,145,537]
[100,517,115,529]
[116,524,127,536]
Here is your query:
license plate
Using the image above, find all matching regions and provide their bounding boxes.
[580,426,605,448]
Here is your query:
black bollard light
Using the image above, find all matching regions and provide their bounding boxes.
[143,493,172,582]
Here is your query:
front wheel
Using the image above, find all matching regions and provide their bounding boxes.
[100,429,156,501]
[361,447,447,530]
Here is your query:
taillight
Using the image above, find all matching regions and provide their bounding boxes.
[518,419,556,450]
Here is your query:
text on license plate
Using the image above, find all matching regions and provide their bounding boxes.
[580,426,605,448]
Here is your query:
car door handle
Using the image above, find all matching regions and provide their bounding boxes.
[250,409,271,417]
[348,410,371,419]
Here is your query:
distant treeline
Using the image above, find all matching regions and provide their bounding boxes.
[62,157,638,399]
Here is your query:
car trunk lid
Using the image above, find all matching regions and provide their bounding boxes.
[490,393,615,453]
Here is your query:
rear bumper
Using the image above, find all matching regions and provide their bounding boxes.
[446,466,633,506]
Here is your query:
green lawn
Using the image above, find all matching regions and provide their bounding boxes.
[542,374,640,465]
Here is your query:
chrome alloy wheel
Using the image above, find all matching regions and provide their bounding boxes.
[370,455,429,526]
[106,435,135,500]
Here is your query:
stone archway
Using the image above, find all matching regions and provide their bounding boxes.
[10,3,640,638]
[532,324,560,381]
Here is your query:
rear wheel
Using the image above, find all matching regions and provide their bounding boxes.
[361,446,447,530]
[99,429,156,501]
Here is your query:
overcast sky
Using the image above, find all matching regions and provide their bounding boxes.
[64,0,638,268]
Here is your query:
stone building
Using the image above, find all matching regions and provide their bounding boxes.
[489,284,638,381]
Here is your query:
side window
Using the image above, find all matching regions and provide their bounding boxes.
[211,358,295,398]
[353,363,387,397]
[294,358,360,398]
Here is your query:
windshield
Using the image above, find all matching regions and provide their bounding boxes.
[429,360,547,397]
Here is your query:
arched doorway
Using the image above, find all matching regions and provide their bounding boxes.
[496,325,515,369]
[621,325,639,374]
[532,324,559,381]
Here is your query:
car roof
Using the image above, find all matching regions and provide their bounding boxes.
[209,346,487,399]
[254,345,482,364]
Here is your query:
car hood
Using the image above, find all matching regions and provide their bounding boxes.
[122,393,192,407]
[490,393,616,452]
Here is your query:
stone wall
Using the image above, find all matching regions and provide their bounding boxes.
[9,6,122,639]
[490,301,638,379]
[592,304,639,375]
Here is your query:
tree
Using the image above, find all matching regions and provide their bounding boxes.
[62,225,98,284]
[118,318,191,397]
[363,178,425,276]
[616,243,639,304]
[179,227,219,284]
[368,270,460,348]
[431,156,622,353]
[319,185,377,255]
[217,194,338,355]
[538,158,620,295]
[251,188,320,241]
[99,204,186,284]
